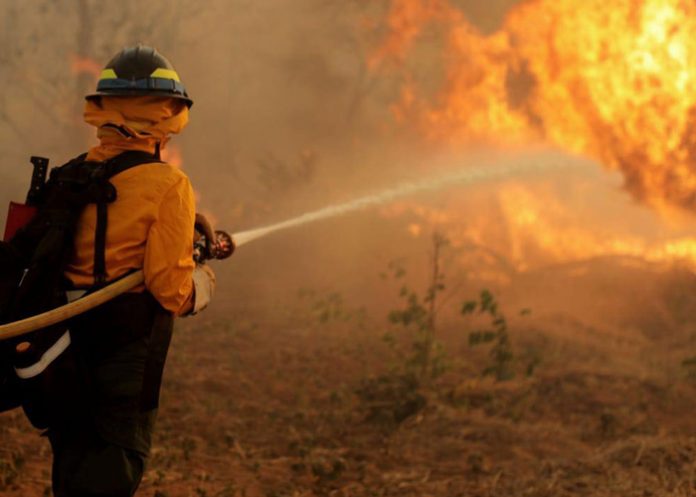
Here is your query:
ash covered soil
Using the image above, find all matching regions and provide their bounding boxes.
[3,259,696,497]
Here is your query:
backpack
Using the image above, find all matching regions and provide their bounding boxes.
[0,150,162,428]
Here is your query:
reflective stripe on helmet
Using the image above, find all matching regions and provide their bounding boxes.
[100,68,118,80]
[96,77,188,96]
[150,68,180,82]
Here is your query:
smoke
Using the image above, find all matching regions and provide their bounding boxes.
[232,150,582,246]
[0,0,425,306]
[444,0,520,33]
[0,0,525,217]
[2,0,696,321]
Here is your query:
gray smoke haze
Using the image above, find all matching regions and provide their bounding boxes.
[452,0,520,33]
[2,0,693,322]
[0,1,414,222]
[0,0,525,215]
[0,0,435,306]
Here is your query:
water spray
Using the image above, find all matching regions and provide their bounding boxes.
[0,153,579,340]
[233,154,573,247]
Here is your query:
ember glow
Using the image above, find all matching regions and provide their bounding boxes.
[161,143,184,169]
[385,181,696,277]
[372,0,696,271]
[70,54,101,80]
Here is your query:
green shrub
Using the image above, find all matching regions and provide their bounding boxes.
[462,290,533,381]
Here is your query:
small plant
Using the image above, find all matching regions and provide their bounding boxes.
[181,436,197,462]
[309,453,346,482]
[298,288,366,326]
[356,233,449,427]
[462,290,531,381]
[355,373,426,425]
[681,356,696,380]
[256,149,317,194]
[386,233,450,383]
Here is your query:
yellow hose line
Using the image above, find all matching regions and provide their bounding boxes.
[0,270,145,342]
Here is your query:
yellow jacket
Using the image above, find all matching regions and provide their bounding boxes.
[64,96,195,316]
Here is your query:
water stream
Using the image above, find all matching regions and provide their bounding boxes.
[232,152,584,247]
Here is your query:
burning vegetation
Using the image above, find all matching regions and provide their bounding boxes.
[374,0,696,211]
[371,0,696,272]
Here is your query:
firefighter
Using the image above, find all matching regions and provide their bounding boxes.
[46,45,216,497]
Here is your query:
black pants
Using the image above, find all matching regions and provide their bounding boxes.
[47,292,173,497]
[48,425,145,497]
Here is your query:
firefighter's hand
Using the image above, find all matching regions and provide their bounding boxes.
[191,263,216,314]
[194,213,216,254]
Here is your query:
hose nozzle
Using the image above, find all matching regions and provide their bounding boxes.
[194,230,235,263]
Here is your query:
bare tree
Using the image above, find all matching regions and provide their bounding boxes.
[0,0,202,158]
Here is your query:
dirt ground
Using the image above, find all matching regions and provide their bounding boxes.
[2,259,696,497]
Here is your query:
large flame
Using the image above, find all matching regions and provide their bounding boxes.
[373,0,696,212]
[385,180,696,278]
[372,0,696,272]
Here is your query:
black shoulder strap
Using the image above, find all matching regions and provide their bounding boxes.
[47,153,89,184]
[93,151,162,288]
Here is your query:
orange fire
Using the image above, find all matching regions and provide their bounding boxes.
[70,55,102,80]
[161,143,184,169]
[159,143,218,226]
[385,181,696,278]
[374,0,696,212]
[372,0,696,272]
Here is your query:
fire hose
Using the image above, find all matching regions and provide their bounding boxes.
[0,230,235,342]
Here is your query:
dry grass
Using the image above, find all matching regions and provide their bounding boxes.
[2,262,696,497]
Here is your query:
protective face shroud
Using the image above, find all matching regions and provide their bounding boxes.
[86,45,193,108]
